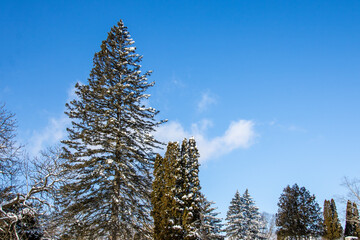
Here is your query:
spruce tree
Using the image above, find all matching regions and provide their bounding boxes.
[58,20,164,240]
[276,184,323,239]
[323,199,342,240]
[225,190,244,239]
[225,189,263,240]
[241,189,263,239]
[199,193,224,240]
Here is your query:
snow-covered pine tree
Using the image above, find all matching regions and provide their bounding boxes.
[241,189,263,240]
[225,190,244,240]
[58,20,164,240]
[199,193,224,240]
[182,137,201,240]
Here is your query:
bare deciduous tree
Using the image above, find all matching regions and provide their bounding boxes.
[0,104,21,187]
[0,146,65,239]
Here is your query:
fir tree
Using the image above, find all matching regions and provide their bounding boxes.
[199,193,224,240]
[276,184,323,239]
[225,190,244,240]
[58,20,164,240]
[323,199,342,240]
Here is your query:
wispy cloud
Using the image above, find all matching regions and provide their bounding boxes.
[154,119,256,162]
[197,91,217,112]
[27,83,79,156]
[268,120,307,133]
[28,115,70,155]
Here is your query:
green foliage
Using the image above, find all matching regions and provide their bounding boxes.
[276,184,323,239]
[323,199,343,240]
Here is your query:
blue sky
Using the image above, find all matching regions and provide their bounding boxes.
[1,0,360,221]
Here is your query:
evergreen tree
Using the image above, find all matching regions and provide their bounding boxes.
[241,189,263,239]
[151,138,202,240]
[345,200,360,238]
[225,189,263,240]
[151,154,166,240]
[323,199,342,240]
[153,142,182,240]
[58,20,164,240]
[199,193,224,240]
[276,184,323,239]
[345,200,355,237]
[353,202,360,238]
[182,137,202,240]
[225,190,243,240]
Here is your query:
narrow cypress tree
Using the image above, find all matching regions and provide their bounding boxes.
[323,199,342,240]
[160,141,183,240]
[151,138,202,240]
[58,20,164,239]
[345,200,355,237]
[151,154,165,240]
[353,202,360,238]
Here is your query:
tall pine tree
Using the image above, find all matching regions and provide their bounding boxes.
[58,20,164,240]
[323,199,342,240]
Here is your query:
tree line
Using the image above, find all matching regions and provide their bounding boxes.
[0,19,359,240]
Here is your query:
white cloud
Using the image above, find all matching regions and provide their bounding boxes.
[197,92,217,112]
[154,119,256,162]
